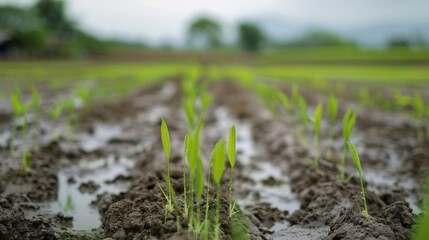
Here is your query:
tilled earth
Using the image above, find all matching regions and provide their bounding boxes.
[0,79,427,239]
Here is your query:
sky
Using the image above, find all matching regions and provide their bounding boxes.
[2,0,429,45]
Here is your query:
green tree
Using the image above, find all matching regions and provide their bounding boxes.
[187,16,222,50]
[0,6,47,53]
[238,22,265,52]
[34,0,74,32]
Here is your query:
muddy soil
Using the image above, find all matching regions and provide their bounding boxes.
[0,78,427,239]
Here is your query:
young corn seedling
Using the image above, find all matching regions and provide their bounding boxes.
[392,88,411,111]
[212,139,226,240]
[160,118,174,215]
[227,125,237,217]
[412,91,425,143]
[277,90,296,128]
[312,103,323,168]
[31,88,41,151]
[10,92,32,156]
[426,106,429,140]
[341,109,358,180]
[19,150,32,175]
[10,92,22,156]
[326,95,338,160]
[49,100,64,140]
[346,141,369,219]
[64,98,76,136]
[159,118,182,231]
[297,96,309,147]
[76,87,91,110]
[413,174,429,240]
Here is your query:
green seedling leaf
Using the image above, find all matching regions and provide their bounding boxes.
[298,97,308,127]
[76,87,90,106]
[346,141,369,219]
[291,84,300,105]
[228,125,237,168]
[50,101,64,121]
[183,98,195,127]
[212,139,226,185]
[342,109,358,141]
[277,91,292,112]
[413,91,425,120]
[32,88,40,108]
[327,95,338,124]
[10,93,22,117]
[414,175,429,240]
[201,93,213,111]
[161,118,171,159]
[347,141,361,173]
[314,103,323,135]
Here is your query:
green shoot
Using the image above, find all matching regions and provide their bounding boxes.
[346,141,369,219]
[183,134,189,218]
[413,175,429,240]
[76,87,91,109]
[297,96,309,147]
[412,91,425,143]
[64,193,74,215]
[184,98,196,128]
[31,88,40,151]
[392,88,411,111]
[312,103,323,168]
[49,100,64,140]
[212,139,226,240]
[327,95,338,126]
[9,92,22,156]
[227,125,237,217]
[277,91,294,115]
[19,150,31,176]
[426,106,429,140]
[64,98,76,136]
[326,95,338,160]
[160,118,174,212]
[358,88,370,106]
[341,109,358,180]
[291,84,300,105]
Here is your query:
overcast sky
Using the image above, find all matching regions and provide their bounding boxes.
[2,0,429,44]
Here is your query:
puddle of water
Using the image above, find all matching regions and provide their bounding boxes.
[364,170,420,213]
[39,155,134,230]
[212,107,300,222]
[80,124,122,152]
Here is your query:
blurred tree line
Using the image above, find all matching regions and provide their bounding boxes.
[0,0,137,58]
[1,1,423,58]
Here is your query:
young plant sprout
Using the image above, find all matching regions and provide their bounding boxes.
[278,91,293,114]
[346,141,369,219]
[412,91,425,143]
[426,106,429,140]
[297,96,309,147]
[212,139,226,240]
[341,109,358,180]
[31,88,40,151]
[9,91,32,156]
[312,103,323,168]
[326,95,338,159]
[413,175,429,240]
[228,125,237,216]
[19,150,31,175]
[76,87,91,109]
[9,92,22,156]
[49,100,64,140]
[64,98,76,136]
[160,118,174,215]
[392,88,411,111]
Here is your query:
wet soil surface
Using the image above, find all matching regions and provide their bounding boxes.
[0,78,427,239]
